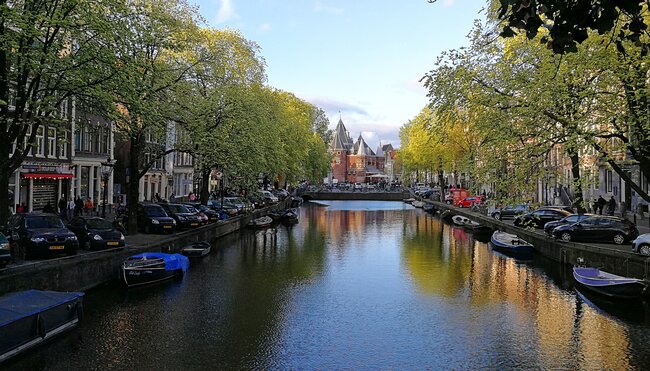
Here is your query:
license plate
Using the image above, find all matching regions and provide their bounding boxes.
[163,225,172,229]
[49,245,65,250]
[107,241,119,246]
[191,223,198,226]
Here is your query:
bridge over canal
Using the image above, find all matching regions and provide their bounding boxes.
[300,191,410,202]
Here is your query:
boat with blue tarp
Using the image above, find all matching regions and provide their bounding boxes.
[122,252,189,288]
[573,266,647,299]
[0,290,84,363]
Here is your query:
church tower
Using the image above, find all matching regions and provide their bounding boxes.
[329,118,353,183]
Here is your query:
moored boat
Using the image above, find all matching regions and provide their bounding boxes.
[403,198,416,204]
[440,210,454,222]
[122,253,189,288]
[452,215,480,228]
[412,200,425,208]
[181,242,211,258]
[280,208,299,225]
[0,290,84,363]
[573,267,647,299]
[249,216,273,228]
[423,203,435,213]
[490,231,534,254]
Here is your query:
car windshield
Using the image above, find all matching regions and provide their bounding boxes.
[185,206,198,213]
[168,205,190,213]
[0,233,8,244]
[144,206,167,217]
[25,215,65,229]
[86,218,113,229]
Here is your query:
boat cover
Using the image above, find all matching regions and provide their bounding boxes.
[129,252,190,273]
[0,290,84,327]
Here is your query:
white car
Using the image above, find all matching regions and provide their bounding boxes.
[260,190,278,203]
[632,233,650,256]
[354,183,363,190]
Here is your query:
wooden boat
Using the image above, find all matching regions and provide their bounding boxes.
[249,215,273,228]
[0,290,84,363]
[123,253,189,288]
[412,200,425,208]
[490,231,534,254]
[452,215,480,228]
[181,242,211,258]
[573,267,647,299]
[280,209,299,225]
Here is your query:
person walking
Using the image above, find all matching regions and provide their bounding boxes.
[597,195,606,215]
[58,196,67,220]
[608,196,617,216]
[85,197,94,216]
[75,196,84,216]
[67,197,75,220]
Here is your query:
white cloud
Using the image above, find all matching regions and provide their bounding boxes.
[217,0,238,23]
[442,0,456,8]
[313,1,344,15]
[259,23,272,32]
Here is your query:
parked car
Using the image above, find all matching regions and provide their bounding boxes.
[552,216,639,245]
[207,199,239,217]
[184,203,220,223]
[182,204,209,225]
[159,203,202,229]
[260,190,279,204]
[137,203,176,234]
[457,196,484,208]
[491,205,530,220]
[272,189,290,200]
[543,214,595,237]
[67,216,125,250]
[514,208,573,229]
[225,197,254,214]
[0,233,11,268]
[7,213,78,260]
[632,233,650,256]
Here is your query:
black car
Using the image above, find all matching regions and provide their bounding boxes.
[491,205,530,220]
[159,203,201,229]
[514,208,573,229]
[207,199,238,217]
[552,216,639,245]
[7,213,78,260]
[67,216,125,250]
[543,214,595,237]
[183,203,220,223]
[0,233,11,268]
[137,203,177,234]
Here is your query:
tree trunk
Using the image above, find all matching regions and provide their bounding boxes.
[200,167,210,205]
[126,137,142,235]
[569,150,586,213]
[0,167,10,224]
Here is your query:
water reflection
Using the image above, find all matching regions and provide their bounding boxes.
[5,201,650,369]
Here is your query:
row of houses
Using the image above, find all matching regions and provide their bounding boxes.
[9,98,196,214]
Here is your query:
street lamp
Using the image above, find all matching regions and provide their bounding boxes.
[100,158,115,219]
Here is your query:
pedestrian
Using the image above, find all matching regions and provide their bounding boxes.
[607,196,617,216]
[170,192,175,202]
[154,192,161,202]
[75,196,84,216]
[85,197,94,216]
[597,195,606,215]
[189,192,196,202]
[67,197,75,220]
[58,196,67,220]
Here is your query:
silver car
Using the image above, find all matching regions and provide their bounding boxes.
[632,233,650,256]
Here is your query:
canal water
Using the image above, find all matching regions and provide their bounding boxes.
[6,201,650,369]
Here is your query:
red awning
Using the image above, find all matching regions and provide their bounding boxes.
[22,173,74,179]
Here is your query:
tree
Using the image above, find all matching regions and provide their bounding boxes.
[99,0,201,234]
[490,0,648,54]
[0,0,122,223]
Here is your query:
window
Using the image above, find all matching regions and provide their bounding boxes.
[74,126,81,152]
[35,126,44,156]
[606,170,613,192]
[58,130,68,158]
[83,124,91,151]
[102,127,109,154]
[47,128,56,157]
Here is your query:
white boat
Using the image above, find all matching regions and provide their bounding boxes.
[249,215,273,228]
[452,215,480,228]
[412,200,425,208]
[403,198,416,204]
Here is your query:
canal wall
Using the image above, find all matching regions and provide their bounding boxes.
[301,191,409,201]
[0,202,289,295]
[427,200,650,280]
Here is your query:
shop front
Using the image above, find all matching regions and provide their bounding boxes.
[19,164,74,212]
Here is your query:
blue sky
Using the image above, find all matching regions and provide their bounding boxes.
[189,0,486,149]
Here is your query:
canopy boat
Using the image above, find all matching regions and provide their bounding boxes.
[0,290,84,363]
[412,200,425,208]
[249,216,273,228]
[452,215,480,228]
[180,242,211,258]
[490,231,534,254]
[122,253,189,288]
[573,267,647,299]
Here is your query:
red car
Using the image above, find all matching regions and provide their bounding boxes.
[457,196,484,208]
